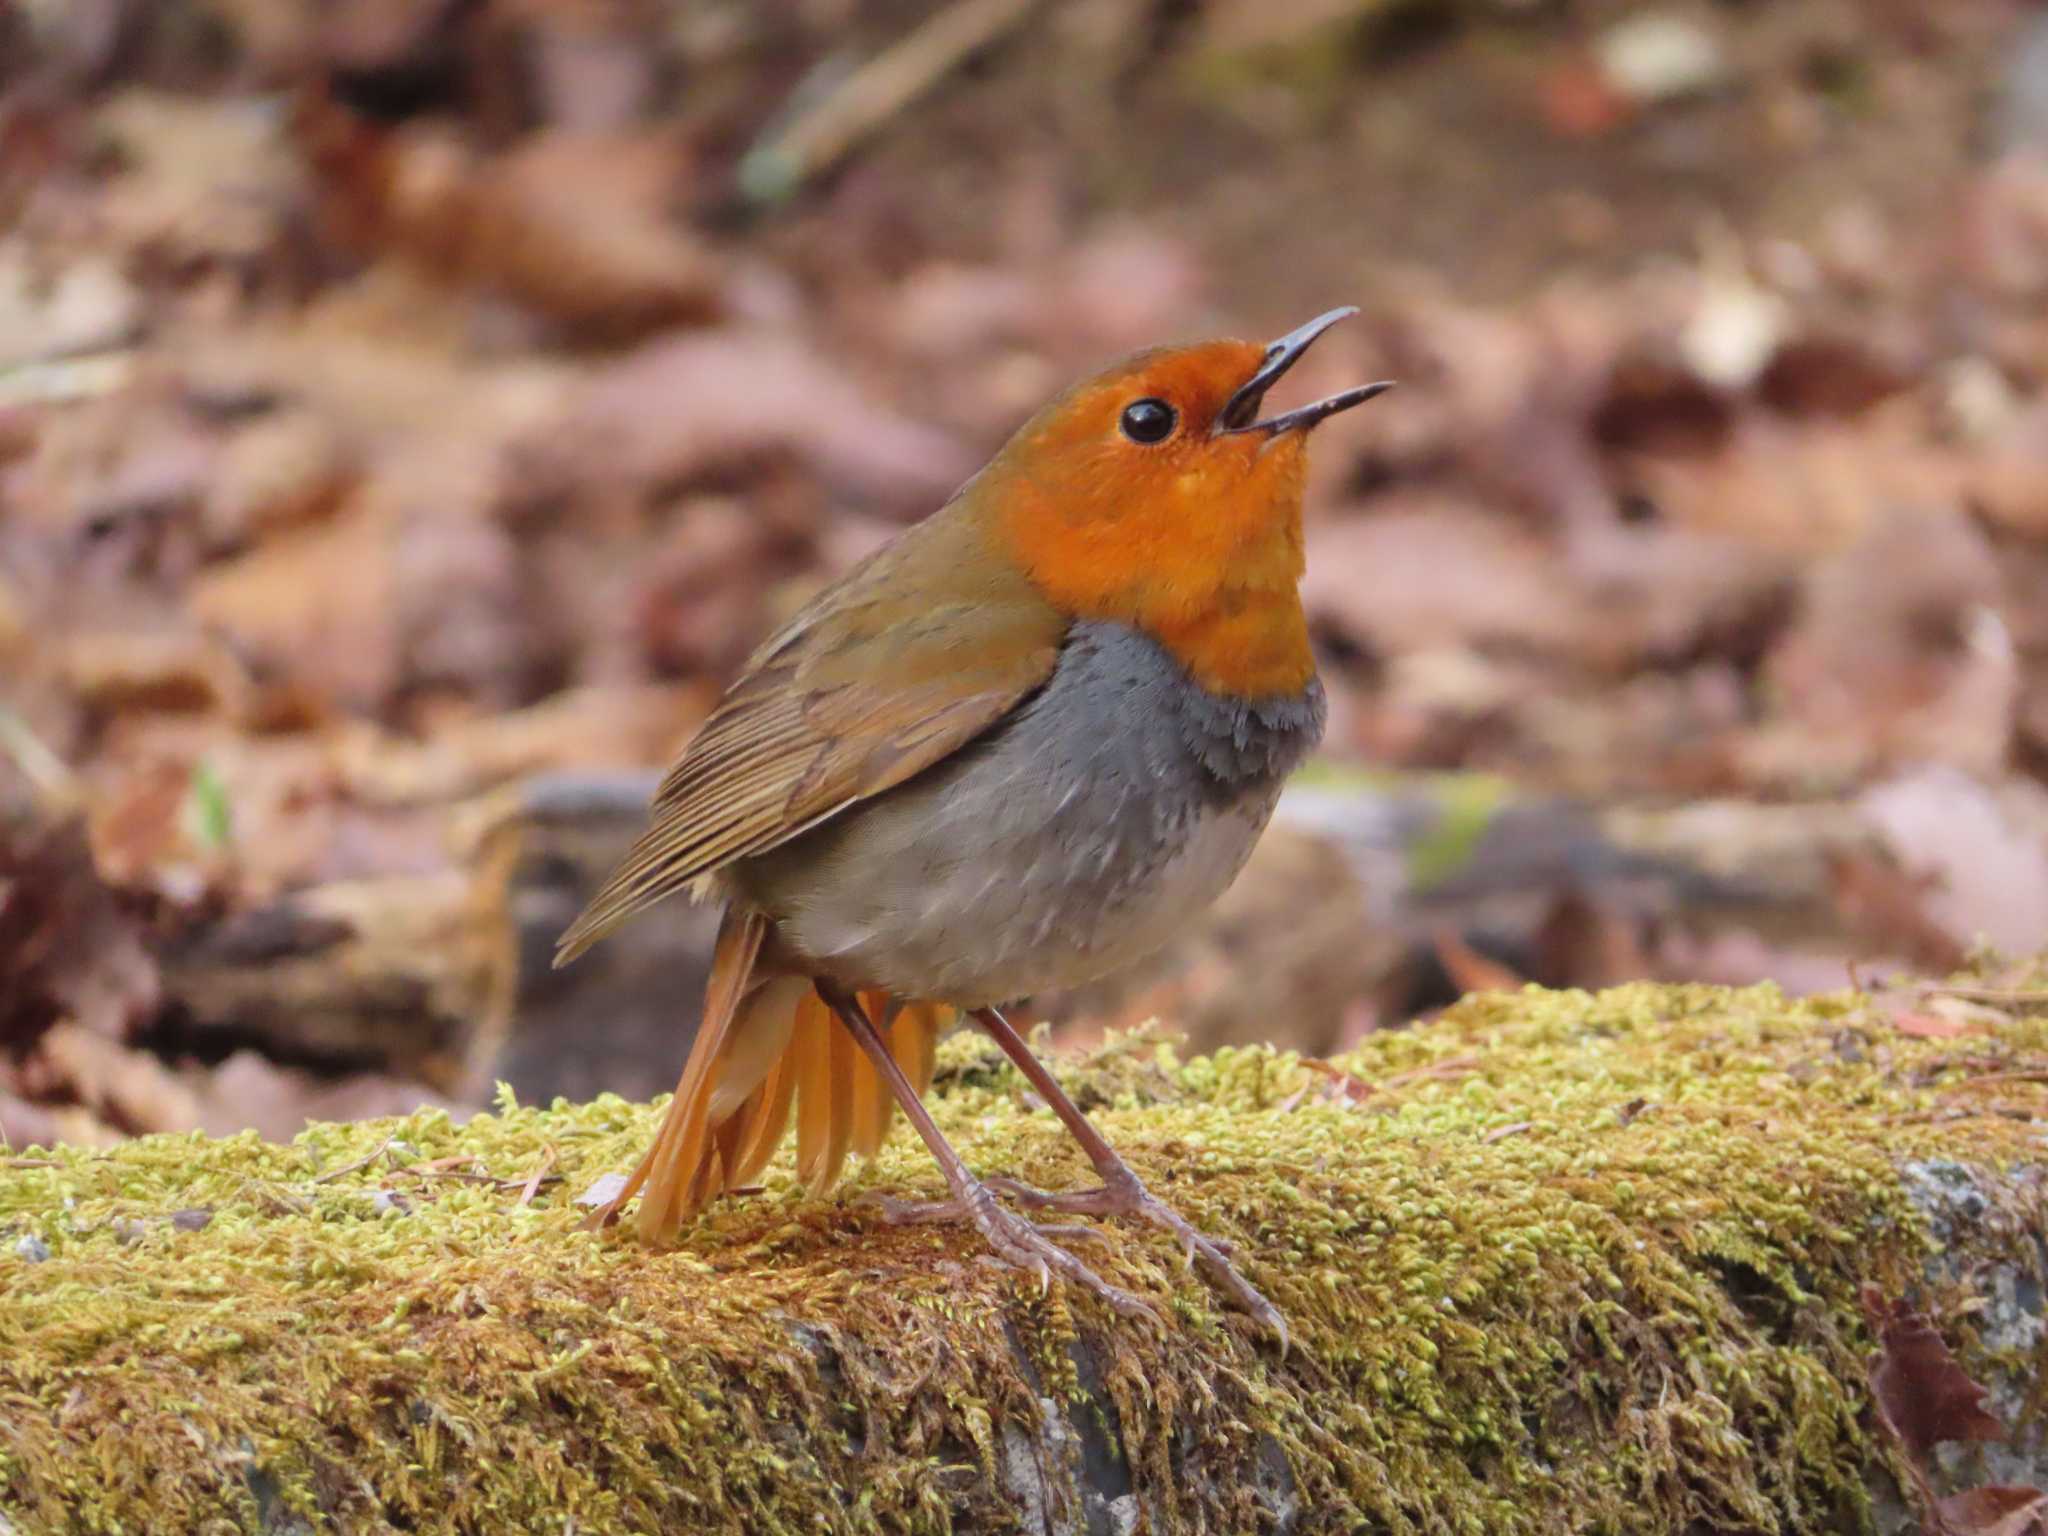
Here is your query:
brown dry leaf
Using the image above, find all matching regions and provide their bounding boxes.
[335,684,708,804]
[0,817,158,1050]
[522,329,973,511]
[188,495,403,714]
[55,623,254,720]
[1304,498,1598,661]
[1756,334,1913,419]
[1826,849,1969,976]
[1630,414,1967,558]
[201,409,357,549]
[521,6,661,130]
[1859,769,2048,960]
[633,497,788,681]
[1754,510,2017,784]
[1433,929,1527,995]
[1971,402,2048,537]
[1888,1011,1989,1040]
[190,1049,452,1142]
[93,89,304,276]
[1861,1286,2008,1463]
[1938,1486,2048,1536]
[0,1092,121,1151]
[33,1021,203,1135]
[300,102,720,343]
[1530,887,1656,991]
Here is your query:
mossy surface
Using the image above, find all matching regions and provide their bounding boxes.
[3,982,2046,1535]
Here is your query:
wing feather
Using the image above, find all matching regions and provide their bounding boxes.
[556,505,1063,964]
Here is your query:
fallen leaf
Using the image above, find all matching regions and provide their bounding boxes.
[1828,850,1969,977]
[188,496,403,714]
[34,1022,203,1135]
[1433,928,1528,995]
[1890,1011,1988,1040]
[1861,1286,2007,1463]
[1305,499,1597,661]
[1860,768,2048,961]
[300,102,721,343]
[520,329,973,512]
[1938,1485,2048,1536]
[0,817,159,1050]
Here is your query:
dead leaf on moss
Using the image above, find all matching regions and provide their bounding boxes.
[1937,1485,2048,1536]
[1888,1011,1990,1040]
[1860,1285,2007,1463]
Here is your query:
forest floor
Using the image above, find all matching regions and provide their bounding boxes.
[6,0,2048,1137]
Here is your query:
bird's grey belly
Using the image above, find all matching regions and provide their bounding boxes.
[730,621,1324,1008]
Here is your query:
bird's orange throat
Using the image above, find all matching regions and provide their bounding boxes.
[992,436,1318,700]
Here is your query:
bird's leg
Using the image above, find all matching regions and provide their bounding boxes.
[813,982,1157,1323]
[971,1006,1286,1346]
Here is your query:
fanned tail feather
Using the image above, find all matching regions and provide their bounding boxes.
[590,908,955,1243]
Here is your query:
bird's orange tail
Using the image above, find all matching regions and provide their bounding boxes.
[592,907,951,1242]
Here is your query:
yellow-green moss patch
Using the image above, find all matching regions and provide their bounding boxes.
[3,982,2045,1534]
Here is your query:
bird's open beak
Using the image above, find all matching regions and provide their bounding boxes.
[1216,305,1394,436]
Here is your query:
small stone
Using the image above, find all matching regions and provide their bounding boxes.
[13,1234,50,1264]
[170,1208,214,1232]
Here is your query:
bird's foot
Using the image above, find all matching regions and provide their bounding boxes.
[985,1166,1286,1351]
[864,1181,1159,1323]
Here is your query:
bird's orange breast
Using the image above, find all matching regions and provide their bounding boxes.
[988,434,1318,701]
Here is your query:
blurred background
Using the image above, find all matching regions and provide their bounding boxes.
[5,0,2048,1149]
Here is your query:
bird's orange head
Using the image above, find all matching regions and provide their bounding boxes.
[984,307,1391,700]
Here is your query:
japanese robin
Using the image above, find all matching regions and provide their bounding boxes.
[557,307,1391,1342]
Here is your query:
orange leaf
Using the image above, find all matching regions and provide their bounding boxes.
[1433,929,1527,996]
[1892,1011,1984,1040]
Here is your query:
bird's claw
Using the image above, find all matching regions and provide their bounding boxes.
[864,1184,1155,1321]
[983,1171,1285,1350]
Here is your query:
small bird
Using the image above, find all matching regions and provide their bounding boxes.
[557,308,1391,1340]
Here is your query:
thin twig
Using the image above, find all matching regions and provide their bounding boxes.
[512,1146,558,1209]
[1919,984,2048,1006]
[0,707,83,814]
[310,1137,394,1184]
[739,0,1042,203]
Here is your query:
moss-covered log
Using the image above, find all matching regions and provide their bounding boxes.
[3,983,2045,1535]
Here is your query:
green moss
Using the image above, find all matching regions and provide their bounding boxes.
[3,981,2045,1534]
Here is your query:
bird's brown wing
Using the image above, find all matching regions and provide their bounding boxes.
[555,505,1064,964]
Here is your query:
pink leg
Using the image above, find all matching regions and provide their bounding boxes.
[972,1006,1287,1349]
[815,982,1157,1324]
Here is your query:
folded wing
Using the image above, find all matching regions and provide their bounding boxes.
[556,506,1065,964]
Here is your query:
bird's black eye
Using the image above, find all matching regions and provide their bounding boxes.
[1119,398,1178,444]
